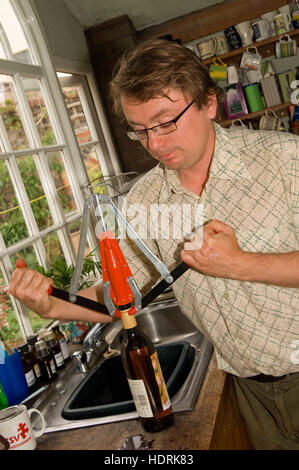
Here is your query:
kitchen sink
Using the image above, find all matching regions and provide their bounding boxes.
[30,300,213,433]
[62,341,194,420]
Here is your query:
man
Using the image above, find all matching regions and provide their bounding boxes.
[9,39,299,449]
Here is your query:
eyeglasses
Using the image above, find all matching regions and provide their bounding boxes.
[126,100,194,141]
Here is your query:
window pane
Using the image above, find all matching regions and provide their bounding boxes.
[42,228,75,291]
[47,151,76,214]
[29,312,50,335]
[42,231,66,266]
[81,145,108,195]
[62,86,92,144]
[0,159,29,247]
[0,0,34,64]
[68,219,91,256]
[22,77,57,146]
[16,155,54,231]
[0,266,23,348]
[67,220,100,287]
[0,74,29,150]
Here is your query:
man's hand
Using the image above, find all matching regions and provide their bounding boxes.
[181,220,245,280]
[9,264,55,318]
[9,258,113,323]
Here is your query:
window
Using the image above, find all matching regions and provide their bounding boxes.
[58,74,108,196]
[0,0,120,347]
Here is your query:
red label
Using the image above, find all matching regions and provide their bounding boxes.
[8,422,30,447]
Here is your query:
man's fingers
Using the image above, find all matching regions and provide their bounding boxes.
[206,219,233,234]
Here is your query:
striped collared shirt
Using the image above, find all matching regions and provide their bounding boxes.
[119,123,299,377]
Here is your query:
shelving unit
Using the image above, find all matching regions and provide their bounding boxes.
[203,28,299,65]
[200,28,299,127]
[218,101,292,127]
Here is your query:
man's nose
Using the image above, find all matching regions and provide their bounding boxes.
[145,130,164,152]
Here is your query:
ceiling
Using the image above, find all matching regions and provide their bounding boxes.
[61,0,224,31]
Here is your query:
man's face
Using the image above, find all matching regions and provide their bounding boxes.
[121,89,217,172]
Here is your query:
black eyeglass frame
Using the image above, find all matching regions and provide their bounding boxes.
[126,100,194,141]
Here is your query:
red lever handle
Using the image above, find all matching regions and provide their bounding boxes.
[99,231,136,317]
[16,257,52,295]
[16,257,27,268]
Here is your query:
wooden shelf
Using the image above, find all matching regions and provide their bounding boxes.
[202,29,299,127]
[217,101,292,127]
[203,28,299,65]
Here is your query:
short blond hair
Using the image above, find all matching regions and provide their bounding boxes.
[110,39,220,117]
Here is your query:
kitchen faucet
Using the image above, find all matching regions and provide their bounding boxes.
[72,323,108,373]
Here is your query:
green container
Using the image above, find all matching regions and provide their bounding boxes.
[243,83,264,113]
[0,380,8,410]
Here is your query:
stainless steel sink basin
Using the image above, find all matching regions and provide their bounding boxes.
[30,300,213,433]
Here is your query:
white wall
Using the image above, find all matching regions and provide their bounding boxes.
[31,0,90,63]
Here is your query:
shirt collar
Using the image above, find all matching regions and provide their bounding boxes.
[159,122,252,202]
[210,122,252,180]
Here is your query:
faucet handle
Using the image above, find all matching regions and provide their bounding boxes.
[72,350,89,373]
[83,322,104,350]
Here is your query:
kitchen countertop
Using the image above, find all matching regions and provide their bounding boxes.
[36,351,230,450]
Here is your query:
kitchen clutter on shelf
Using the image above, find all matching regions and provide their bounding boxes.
[185,2,299,130]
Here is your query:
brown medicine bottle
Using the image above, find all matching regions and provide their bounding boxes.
[18,343,37,392]
[35,340,57,384]
[52,325,70,361]
[44,331,65,370]
[27,335,42,383]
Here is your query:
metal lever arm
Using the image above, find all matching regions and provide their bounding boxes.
[95,194,173,284]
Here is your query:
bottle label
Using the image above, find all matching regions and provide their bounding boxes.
[34,363,42,378]
[54,352,64,367]
[50,359,56,374]
[127,379,153,418]
[25,369,36,387]
[59,339,69,359]
[150,351,171,411]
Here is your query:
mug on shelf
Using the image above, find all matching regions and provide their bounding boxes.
[278,4,292,17]
[184,44,199,56]
[243,82,264,113]
[224,26,243,51]
[251,18,271,42]
[275,34,297,58]
[261,10,278,37]
[230,119,248,128]
[236,21,254,46]
[0,404,46,450]
[259,109,281,130]
[274,13,292,35]
[240,46,262,71]
[196,38,216,60]
[209,57,228,81]
[227,65,240,84]
[215,34,230,55]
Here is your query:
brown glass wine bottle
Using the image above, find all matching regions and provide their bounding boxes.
[120,309,174,432]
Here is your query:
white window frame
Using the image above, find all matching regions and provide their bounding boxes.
[0,0,121,339]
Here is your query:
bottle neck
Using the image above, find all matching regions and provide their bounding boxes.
[121,310,137,329]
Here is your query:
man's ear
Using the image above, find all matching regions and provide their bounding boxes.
[206,93,218,119]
